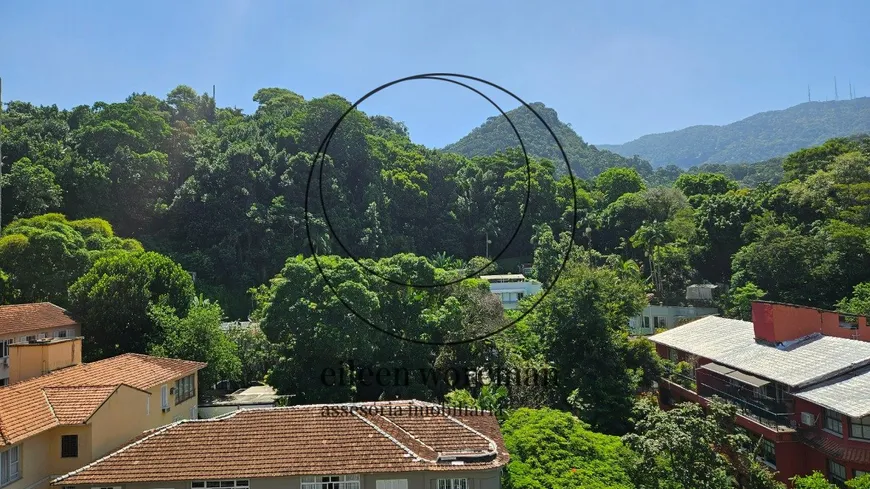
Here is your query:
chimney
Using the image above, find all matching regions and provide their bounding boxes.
[8,337,83,384]
[752,301,869,345]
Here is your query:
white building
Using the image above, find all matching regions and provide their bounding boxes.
[629,304,719,336]
[480,274,543,310]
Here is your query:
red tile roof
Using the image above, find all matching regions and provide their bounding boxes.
[0,353,206,445]
[802,431,870,465]
[0,302,78,337]
[52,400,509,484]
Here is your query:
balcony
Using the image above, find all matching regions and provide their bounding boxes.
[660,366,795,432]
[697,381,795,432]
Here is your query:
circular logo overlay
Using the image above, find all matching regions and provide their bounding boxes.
[304,73,577,345]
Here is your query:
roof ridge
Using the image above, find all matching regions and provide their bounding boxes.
[42,390,60,424]
[375,412,438,455]
[350,411,433,463]
[432,406,500,458]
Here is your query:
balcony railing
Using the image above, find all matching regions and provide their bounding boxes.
[697,382,794,431]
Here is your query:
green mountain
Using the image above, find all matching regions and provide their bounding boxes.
[442,102,652,179]
[599,97,870,168]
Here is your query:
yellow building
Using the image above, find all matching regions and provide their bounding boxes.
[0,303,83,386]
[0,336,205,489]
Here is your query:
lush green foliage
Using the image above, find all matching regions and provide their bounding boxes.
[599,98,870,167]
[149,298,242,388]
[501,407,636,489]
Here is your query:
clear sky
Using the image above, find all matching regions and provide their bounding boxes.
[2,0,868,147]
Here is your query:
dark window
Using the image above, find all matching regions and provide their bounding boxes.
[643,316,651,330]
[669,347,679,362]
[175,374,195,404]
[825,409,844,434]
[851,416,870,440]
[759,438,776,467]
[61,435,78,458]
[839,314,859,329]
[829,459,846,485]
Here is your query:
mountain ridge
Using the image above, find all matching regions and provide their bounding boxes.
[442,102,653,179]
[598,97,870,168]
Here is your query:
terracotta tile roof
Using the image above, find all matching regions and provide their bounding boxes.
[802,430,870,465]
[0,302,78,337]
[0,353,206,445]
[43,386,120,425]
[52,400,509,484]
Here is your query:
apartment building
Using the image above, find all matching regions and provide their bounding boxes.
[0,337,205,489]
[480,274,542,310]
[650,301,870,486]
[628,304,719,335]
[52,400,508,489]
[0,303,82,386]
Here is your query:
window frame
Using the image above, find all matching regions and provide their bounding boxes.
[161,384,169,410]
[175,374,196,405]
[191,480,249,489]
[300,475,361,489]
[0,340,10,359]
[61,434,79,458]
[376,481,408,489]
[829,459,847,485]
[850,415,870,440]
[668,347,679,363]
[758,438,776,468]
[436,480,468,489]
[0,445,21,487]
[824,408,844,435]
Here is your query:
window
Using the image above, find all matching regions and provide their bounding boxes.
[825,409,844,435]
[851,415,870,440]
[161,384,169,410]
[0,340,10,358]
[669,347,679,362]
[0,379,7,387]
[300,475,360,489]
[175,374,195,404]
[191,482,248,489]
[0,445,20,486]
[53,329,68,338]
[25,335,36,343]
[643,316,651,330]
[190,406,198,419]
[376,482,408,489]
[856,470,868,478]
[654,316,666,329]
[758,438,776,467]
[437,480,468,489]
[829,459,847,485]
[61,434,79,458]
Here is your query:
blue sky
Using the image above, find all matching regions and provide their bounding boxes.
[2,0,868,147]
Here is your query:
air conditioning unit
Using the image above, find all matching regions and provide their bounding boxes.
[801,412,817,426]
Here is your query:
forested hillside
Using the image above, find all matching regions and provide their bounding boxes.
[4,84,870,488]
[442,101,654,179]
[600,97,870,167]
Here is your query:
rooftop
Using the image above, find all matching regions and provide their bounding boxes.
[649,315,870,388]
[0,353,206,445]
[0,302,78,337]
[52,400,508,484]
[794,365,870,418]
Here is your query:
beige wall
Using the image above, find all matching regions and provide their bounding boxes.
[1,326,82,382]
[89,385,151,460]
[8,338,82,384]
[64,469,503,489]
